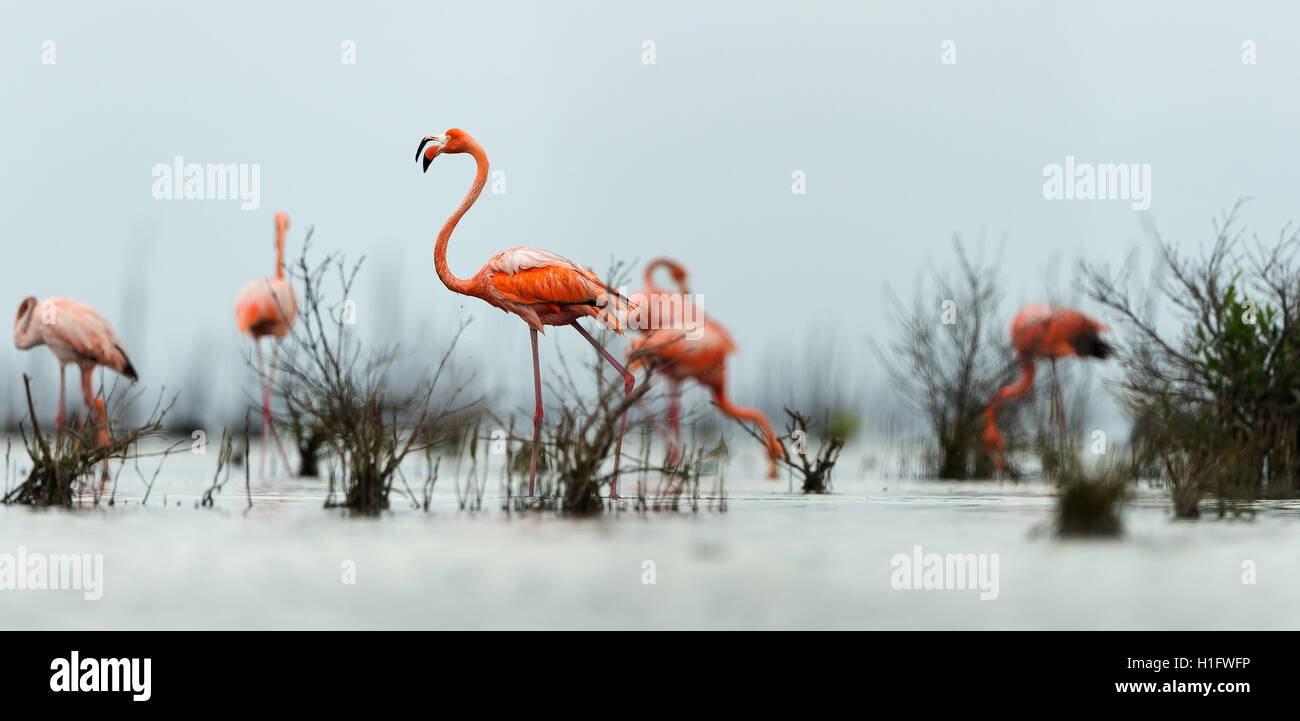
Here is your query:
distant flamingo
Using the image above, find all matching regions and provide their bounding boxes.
[628,259,785,479]
[416,128,636,499]
[234,211,298,477]
[982,304,1111,471]
[13,296,138,481]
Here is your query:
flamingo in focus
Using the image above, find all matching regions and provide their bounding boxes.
[982,304,1112,471]
[13,296,138,481]
[627,259,785,479]
[416,128,637,499]
[234,211,299,477]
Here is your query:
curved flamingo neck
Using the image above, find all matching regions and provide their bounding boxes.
[983,356,1037,458]
[644,259,687,294]
[714,392,781,461]
[991,356,1037,408]
[644,260,668,293]
[434,140,488,297]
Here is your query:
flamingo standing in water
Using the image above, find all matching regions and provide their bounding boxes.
[234,211,298,477]
[982,304,1111,471]
[13,296,138,481]
[628,259,785,479]
[416,128,636,499]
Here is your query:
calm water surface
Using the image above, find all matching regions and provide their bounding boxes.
[0,439,1296,630]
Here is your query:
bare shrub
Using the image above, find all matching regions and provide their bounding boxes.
[274,231,476,513]
[499,331,653,513]
[728,408,844,493]
[1080,199,1300,502]
[1056,477,1126,537]
[872,236,1021,479]
[4,375,179,507]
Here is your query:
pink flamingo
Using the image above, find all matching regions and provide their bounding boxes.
[416,128,636,499]
[234,211,298,477]
[628,259,784,478]
[983,304,1112,471]
[13,296,138,481]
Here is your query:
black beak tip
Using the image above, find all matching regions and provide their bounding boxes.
[422,155,433,173]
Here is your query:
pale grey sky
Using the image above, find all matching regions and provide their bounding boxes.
[1,0,1296,430]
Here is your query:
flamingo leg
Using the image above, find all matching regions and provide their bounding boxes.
[266,339,292,477]
[256,340,268,479]
[79,364,110,483]
[529,327,542,497]
[56,363,67,450]
[632,387,679,499]
[569,321,635,500]
[632,378,673,463]
[1050,359,1065,471]
[666,378,682,466]
[78,365,92,419]
[634,398,660,437]
[1057,372,1067,466]
[1048,358,1055,426]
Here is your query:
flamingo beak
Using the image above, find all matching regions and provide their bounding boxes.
[416,135,445,173]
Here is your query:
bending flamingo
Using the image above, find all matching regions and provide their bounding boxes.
[628,259,785,479]
[234,211,298,477]
[982,304,1111,471]
[416,128,636,499]
[13,296,138,481]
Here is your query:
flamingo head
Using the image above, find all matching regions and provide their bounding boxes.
[666,261,690,294]
[416,128,471,172]
[764,437,786,479]
[647,258,691,294]
[13,296,40,350]
[1067,312,1113,360]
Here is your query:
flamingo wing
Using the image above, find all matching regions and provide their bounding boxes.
[490,265,607,306]
[485,247,631,331]
[628,320,734,376]
[1011,305,1108,359]
[487,248,611,302]
[41,298,137,380]
[235,277,298,337]
[705,318,737,354]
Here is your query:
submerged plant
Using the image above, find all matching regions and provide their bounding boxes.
[4,375,178,507]
[1081,199,1300,504]
[200,427,240,508]
[641,435,730,512]
[732,408,845,493]
[501,331,653,514]
[1056,478,1126,537]
[872,235,1020,479]
[283,391,327,477]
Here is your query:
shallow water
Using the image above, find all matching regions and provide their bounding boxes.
[0,439,1296,630]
